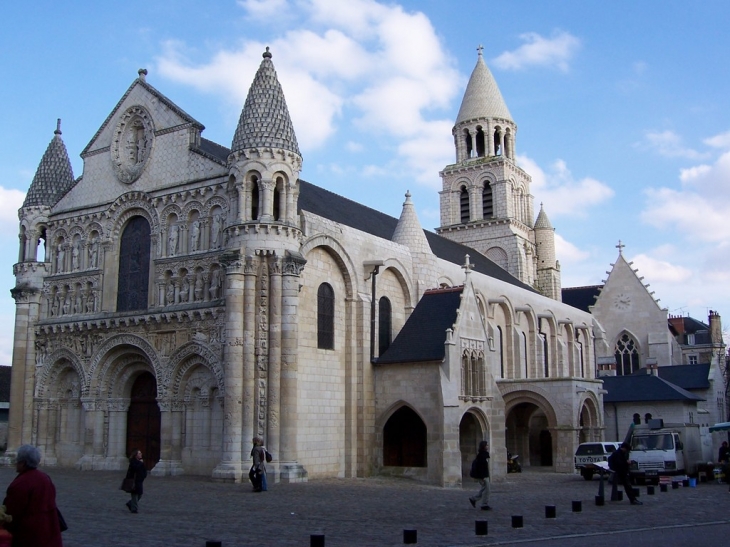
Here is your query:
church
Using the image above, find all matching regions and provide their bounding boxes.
[7,47,610,486]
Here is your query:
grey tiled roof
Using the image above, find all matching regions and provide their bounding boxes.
[534,205,553,230]
[231,49,300,156]
[23,124,76,207]
[456,52,512,124]
[377,287,463,364]
[602,374,704,403]
[562,285,602,312]
[656,364,711,390]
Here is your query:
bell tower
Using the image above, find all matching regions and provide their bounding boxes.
[436,47,537,287]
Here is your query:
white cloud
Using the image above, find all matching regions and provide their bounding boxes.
[0,186,24,232]
[155,0,461,190]
[237,0,289,20]
[518,155,614,216]
[637,130,708,159]
[704,130,730,149]
[492,31,581,72]
[642,150,730,241]
[629,253,692,284]
[555,233,590,263]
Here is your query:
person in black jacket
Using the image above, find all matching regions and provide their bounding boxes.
[468,441,491,510]
[608,442,642,505]
[125,449,148,513]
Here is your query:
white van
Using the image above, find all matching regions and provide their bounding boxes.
[574,442,621,480]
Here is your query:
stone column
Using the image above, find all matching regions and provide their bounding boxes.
[6,287,41,457]
[212,252,245,482]
[260,178,274,222]
[153,399,184,476]
[242,256,257,453]
[267,257,282,475]
[279,253,307,482]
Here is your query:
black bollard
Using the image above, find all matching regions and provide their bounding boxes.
[682,479,689,487]
[660,483,668,492]
[647,486,655,495]
[572,500,582,512]
[545,505,556,518]
[310,535,325,547]
[672,481,679,489]
[616,490,624,501]
[595,495,604,506]
[610,475,621,501]
[403,529,417,544]
[511,515,524,528]
[206,542,222,547]
[475,520,488,536]
[632,487,640,497]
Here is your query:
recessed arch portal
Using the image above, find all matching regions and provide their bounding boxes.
[383,406,427,467]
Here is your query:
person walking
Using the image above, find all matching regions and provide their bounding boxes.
[608,442,642,505]
[124,449,148,513]
[249,437,267,492]
[3,444,63,547]
[468,440,491,510]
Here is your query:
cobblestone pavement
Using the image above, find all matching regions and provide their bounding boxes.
[1,466,728,547]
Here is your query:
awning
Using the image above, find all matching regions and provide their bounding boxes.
[709,422,730,432]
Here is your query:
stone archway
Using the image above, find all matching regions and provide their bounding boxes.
[506,402,553,468]
[383,406,427,467]
[459,412,486,478]
[126,372,161,470]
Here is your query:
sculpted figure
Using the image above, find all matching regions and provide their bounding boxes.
[51,293,60,317]
[71,241,80,271]
[168,224,179,256]
[166,282,175,305]
[74,290,83,314]
[56,244,65,273]
[211,213,222,248]
[180,276,190,303]
[190,220,200,252]
[194,272,204,302]
[62,292,71,316]
[209,269,221,300]
[88,237,99,268]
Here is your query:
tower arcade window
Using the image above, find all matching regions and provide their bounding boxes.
[615,333,640,376]
[117,216,151,312]
[482,182,493,218]
[475,126,485,157]
[317,283,335,349]
[378,296,392,356]
[250,176,259,220]
[460,186,469,223]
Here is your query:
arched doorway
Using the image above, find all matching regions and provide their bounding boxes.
[383,407,426,467]
[459,412,485,478]
[126,372,161,470]
[506,402,554,468]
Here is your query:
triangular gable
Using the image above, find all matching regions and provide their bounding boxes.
[81,76,203,157]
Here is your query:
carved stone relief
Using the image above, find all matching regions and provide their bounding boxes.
[111,105,155,184]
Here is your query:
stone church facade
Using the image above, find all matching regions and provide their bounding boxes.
[7,48,608,486]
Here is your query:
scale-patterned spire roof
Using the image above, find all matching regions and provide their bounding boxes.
[23,119,76,208]
[231,48,301,156]
[456,47,512,124]
[392,191,432,254]
[534,203,553,230]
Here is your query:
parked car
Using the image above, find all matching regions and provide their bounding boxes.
[574,442,621,480]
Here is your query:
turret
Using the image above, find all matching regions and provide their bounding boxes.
[534,204,561,301]
[228,47,303,229]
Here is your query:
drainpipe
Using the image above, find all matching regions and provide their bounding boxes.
[364,260,384,363]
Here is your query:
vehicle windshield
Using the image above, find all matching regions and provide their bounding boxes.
[631,433,674,451]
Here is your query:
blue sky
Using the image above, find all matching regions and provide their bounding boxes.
[1,1,730,365]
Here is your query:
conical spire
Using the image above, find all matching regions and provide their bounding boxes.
[231,48,301,156]
[534,203,553,230]
[392,191,432,254]
[23,119,76,208]
[456,47,512,124]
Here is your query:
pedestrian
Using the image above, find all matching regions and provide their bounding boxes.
[3,444,63,546]
[468,440,491,510]
[608,442,642,505]
[124,449,147,513]
[249,437,267,492]
[718,441,729,463]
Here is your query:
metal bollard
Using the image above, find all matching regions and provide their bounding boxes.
[403,529,417,544]
[572,500,582,512]
[647,486,655,495]
[206,542,222,547]
[511,515,524,528]
[682,479,690,487]
[545,505,556,518]
[672,481,679,489]
[660,483,668,492]
[595,495,604,506]
[310,534,325,547]
[475,520,488,536]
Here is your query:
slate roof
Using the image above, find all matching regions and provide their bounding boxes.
[601,374,704,403]
[562,285,602,313]
[376,287,462,364]
[534,204,553,230]
[455,51,512,124]
[656,364,711,390]
[23,123,77,207]
[298,181,536,291]
[231,48,300,157]
[0,366,10,402]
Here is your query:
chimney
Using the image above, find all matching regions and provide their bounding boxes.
[646,358,658,376]
[709,310,723,345]
[668,315,685,335]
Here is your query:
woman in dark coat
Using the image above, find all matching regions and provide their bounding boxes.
[3,444,63,547]
[125,449,147,513]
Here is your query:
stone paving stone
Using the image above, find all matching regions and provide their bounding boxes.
[0,467,728,547]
